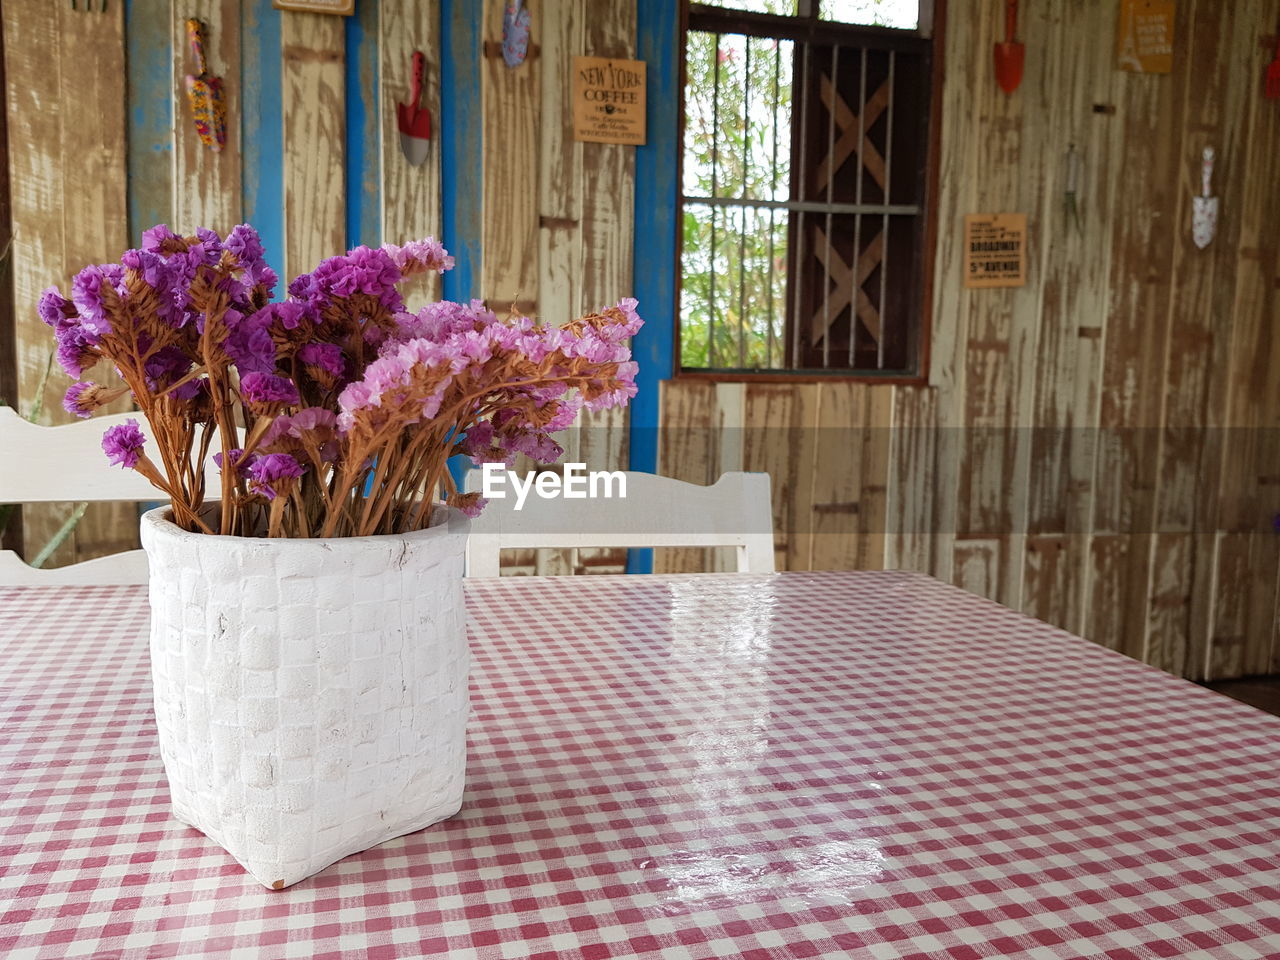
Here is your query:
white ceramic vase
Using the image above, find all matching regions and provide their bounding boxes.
[139,506,471,889]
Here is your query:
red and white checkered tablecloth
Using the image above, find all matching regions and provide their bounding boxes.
[2,571,1279,959]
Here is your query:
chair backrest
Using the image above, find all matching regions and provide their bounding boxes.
[0,407,204,586]
[464,469,775,577]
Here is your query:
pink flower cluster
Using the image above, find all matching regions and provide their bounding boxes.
[41,225,641,538]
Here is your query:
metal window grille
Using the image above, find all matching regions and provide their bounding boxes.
[679,1,936,376]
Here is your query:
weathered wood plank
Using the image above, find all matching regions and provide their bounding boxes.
[59,0,136,565]
[781,383,818,571]
[1091,24,1185,538]
[1023,535,1084,634]
[576,0,637,480]
[0,11,15,555]
[707,381,746,572]
[655,379,718,573]
[380,0,442,306]
[1208,0,1280,676]
[1208,531,1279,681]
[1025,0,1114,543]
[521,0,584,576]
[3,0,65,422]
[953,538,1001,603]
[1146,531,1192,676]
[281,9,344,277]
[1149,0,1260,677]
[4,1,137,565]
[856,385,892,570]
[538,0,584,331]
[172,0,242,234]
[1208,532,1249,681]
[949,0,1038,609]
[743,383,815,572]
[481,0,540,308]
[127,0,175,245]
[479,0,546,573]
[919,0,989,588]
[1083,0,1190,664]
[1085,533,1152,661]
[885,385,939,573]
[808,383,862,571]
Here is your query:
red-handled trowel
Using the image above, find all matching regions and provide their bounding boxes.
[994,0,1025,94]
[396,51,432,167]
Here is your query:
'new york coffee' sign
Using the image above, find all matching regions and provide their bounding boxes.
[573,57,646,146]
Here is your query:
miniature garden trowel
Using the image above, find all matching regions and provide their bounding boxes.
[396,51,432,167]
[993,0,1025,93]
[1192,147,1218,249]
[502,0,531,67]
[184,18,226,152]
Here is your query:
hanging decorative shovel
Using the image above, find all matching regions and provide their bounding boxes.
[1191,147,1218,250]
[502,0,531,68]
[396,51,432,167]
[1265,17,1280,100]
[184,18,226,152]
[993,0,1025,93]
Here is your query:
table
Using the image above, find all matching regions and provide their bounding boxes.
[2,571,1279,959]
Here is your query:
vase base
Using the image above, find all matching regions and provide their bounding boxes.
[172,791,466,889]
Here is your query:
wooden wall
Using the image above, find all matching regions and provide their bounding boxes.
[661,0,1280,681]
[2,1,136,564]
[1,0,636,572]
[480,0,637,575]
[4,0,1276,681]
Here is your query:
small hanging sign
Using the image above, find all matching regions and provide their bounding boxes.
[1116,0,1175,74]
[572,56,646,145]
[963,213,1027,289]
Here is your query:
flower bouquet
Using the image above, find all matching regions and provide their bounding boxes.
[40,225,642,888]
[41,224,641,538]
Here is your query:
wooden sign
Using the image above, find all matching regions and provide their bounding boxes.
[1116,0,1175,74]
[272,0,354,14]
[572,56,646,145]
[963,214,1027,289]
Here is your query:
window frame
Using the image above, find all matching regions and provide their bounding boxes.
[673,0,945,384]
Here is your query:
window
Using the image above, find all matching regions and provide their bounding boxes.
[679,0,940,377]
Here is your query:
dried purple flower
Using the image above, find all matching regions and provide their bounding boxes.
[247,452,305,500]
[240,372,300,408]
[382,238,455,275]
[63,382,98,419]
[38,287,77,331]
[225,223,277,290]
[213,448,256,479]
[447,491,486,518]
[46,225,641,537]
[263,407,341,462]
[54,326,99,379]
[71,264,125,336]
[299,341,345,378]
[140,224,180,253]
[102,419,146,469]
[223,313,277,375]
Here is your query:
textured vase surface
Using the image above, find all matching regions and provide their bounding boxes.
[139,506,471,889]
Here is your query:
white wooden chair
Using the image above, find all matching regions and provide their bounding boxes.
[0,407,169,585]
[464,469,775,577]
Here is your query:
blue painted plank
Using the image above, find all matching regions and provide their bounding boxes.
[345,0,381,250]
[627,0,681,574]
[241,0,286,290]
[125,0,173,246]
[440,0,484,488]
[439,0,483,304]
